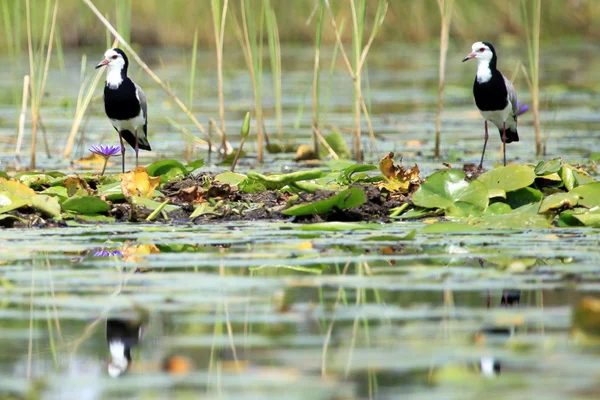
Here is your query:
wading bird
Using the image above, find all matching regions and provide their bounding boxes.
[96,48,151,172]
[463,41,519,169]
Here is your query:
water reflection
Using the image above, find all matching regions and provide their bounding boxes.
[106,318,144,378]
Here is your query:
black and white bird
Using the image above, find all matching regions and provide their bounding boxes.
[463,41,519,169]
[95,48,151,172]
[106,318,143,378]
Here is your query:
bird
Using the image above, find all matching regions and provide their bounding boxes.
[462,41,519,169]
[106,318,143,377]
[95,48,151,173]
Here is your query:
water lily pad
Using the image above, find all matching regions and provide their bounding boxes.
[534,158,562,175]
[31,195,61,218]
[571,182,600,208]
[0,178,36,214]
[214,172,247,186]
[538,192,580,213]
[421,222,484,234]
[478,165,536,192]
[559,166,576,191]
[40,186,68,202]
[147,159,189,182]
[283,187,366,216]
[62,196,111,214]
[412,169,488,217]
[298,222,381,231]
[483,202,513,216]
[470,213,551,229]
[64,176,93,197]
[506,187,544,209]
[572,212,600,227]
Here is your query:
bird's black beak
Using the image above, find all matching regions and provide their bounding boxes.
[95,59,109,69]
[462,52,476,62]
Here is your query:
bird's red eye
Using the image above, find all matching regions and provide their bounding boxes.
[479,47,485,52]
[112,55,118,59]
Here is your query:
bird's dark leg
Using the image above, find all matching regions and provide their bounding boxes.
[134,129,139,167]
[118,131,126,173]
[478,121,489,171]
[502,122,507,167]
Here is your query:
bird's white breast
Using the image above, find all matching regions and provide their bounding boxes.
[110,112,145,133]
[480,102,515,129]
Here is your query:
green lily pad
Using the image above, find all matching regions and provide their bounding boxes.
[573,211,600,227]
[40,186,68,202]
[421,222,484,234]
[483,202,513,216]
[283,187,366,216]
[31,195,61,218]
[214,171,248,186]
[534,158,562,175]
[470,213,552,229]
[478,164,536,192]
[147,159,189,182]
[571,182,600,208]
[185,159,204,173]
[298,222,381,231]
[538,192,580,213]
[0,178,36,214]
[559,166,576,191]
[412,169,489,217]
[61,196,111,214]
[249,264,325,274]
[506,187,544,209]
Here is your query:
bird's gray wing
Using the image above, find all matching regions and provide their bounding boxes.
[503,74,518,117]
[134,83,148,136]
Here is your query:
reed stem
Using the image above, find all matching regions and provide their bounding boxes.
[434,0,454,158]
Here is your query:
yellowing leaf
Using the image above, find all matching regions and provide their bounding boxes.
[64,176,93,197]
[72,152,112,167]
[377,152,421,194]
[120,167,161,200]
[122,243,161,262]
[0,178,36,214]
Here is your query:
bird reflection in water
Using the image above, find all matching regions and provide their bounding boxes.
[106,318,144,377]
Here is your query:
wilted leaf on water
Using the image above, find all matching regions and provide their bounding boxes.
[534,158,562,175]
[538,192,580,213]
[31,195,61,218]
[72,152,110,166]
[64,176,93,197]
[121,167,161,200]
[478,165,536,192]
[61,196,111,214]
[412,169,488,217]
[122,243,160,262]
[214,171,247,187]
[250,264,325,274]
[0,178,36,214]
[283,187,366,216]
[377,152,421,193]
[147,159,188,183]
[506,187,544,209]
[571,182,600,208]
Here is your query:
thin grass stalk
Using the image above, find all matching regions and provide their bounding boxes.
[15,75,30,155]
[311,0,324,156]
[25,0,37,168]
[187,27,199,159]
[211,0,229,152]
[323,19,345,120]
[1,0,15,57]
[521,0,541,156]
[264,0,282,142]
[434,0,454,158]
[81,0,214,153]
[350,0,364,160]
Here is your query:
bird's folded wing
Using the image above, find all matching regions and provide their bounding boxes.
[503,74,518,117]
[134,83,147,121]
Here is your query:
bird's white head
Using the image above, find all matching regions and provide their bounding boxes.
[462,42,495,64]
[462,42,497,83]
[96,48,129,89]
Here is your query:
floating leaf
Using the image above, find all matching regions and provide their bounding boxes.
[121,167,161,200]
[72,152,110,167]
[0,178,36,214]
[283,187,366,216]
[483,202,513,216]
[298,222,381,231]
[421,222,484,234]
[40,186,68,202]
[377,152,421,193]
[572,211,600,227]
[62,196,111,214]
[559,166,576,191]
[478,165,536,192]
[412,169,488,217]
[534,158,562,175]
[214,172,248,187]
[571,182,600,208]
[470,214,551,229]
[506,187,544,209]
[31,195,61,218]
[17,173,52,188]
[538,192,580,213]
[64,176,93,197]
[147,160,188,182]
[185,159,204,173]
[364,230,416,241]
[250,264,325,274]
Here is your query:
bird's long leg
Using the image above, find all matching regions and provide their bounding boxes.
[478,121,489,171]
[118,131,126,173]
[502,122,507,167]
[134,129,139,167]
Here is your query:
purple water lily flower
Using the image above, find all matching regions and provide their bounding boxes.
[516,101,529,117]
[93,249,123,257]
[89,145,122,176]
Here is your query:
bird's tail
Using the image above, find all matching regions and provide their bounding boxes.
[121,129,152,151]
[498,126,519,143]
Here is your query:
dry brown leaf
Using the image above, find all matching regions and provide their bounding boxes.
[64,176,93,197]
[377,152,421,193]
[120,167,161,200]
[72,152,112,167]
